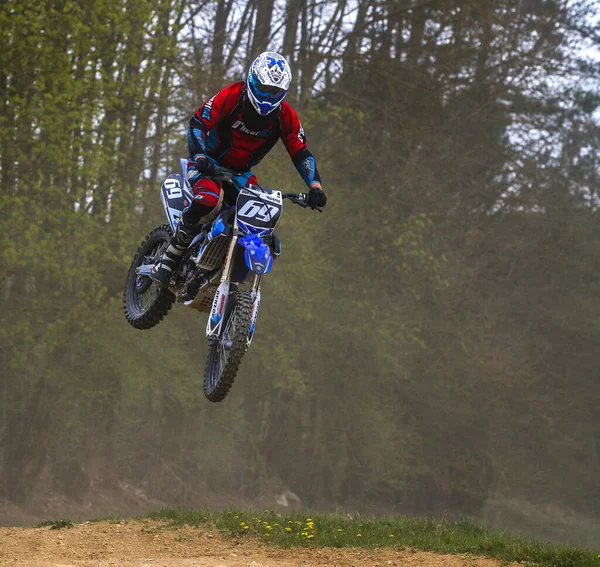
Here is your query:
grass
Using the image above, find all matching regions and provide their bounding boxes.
[147,508,600,567]
[36,518,74,530]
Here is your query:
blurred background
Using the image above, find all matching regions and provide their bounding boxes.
[1,0,599,549]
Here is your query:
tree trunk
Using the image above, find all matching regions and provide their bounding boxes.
[251,0,275,54]
[210,0,233,90]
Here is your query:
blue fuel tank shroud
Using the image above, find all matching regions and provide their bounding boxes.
[239,235,273,275]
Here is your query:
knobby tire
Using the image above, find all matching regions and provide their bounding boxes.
[204,289,252,402]
[123,225,175,330]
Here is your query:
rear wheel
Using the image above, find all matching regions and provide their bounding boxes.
[204,289,252,402]
[123,225,176,330]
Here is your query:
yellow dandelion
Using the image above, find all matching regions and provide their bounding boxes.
[307,535,314,539]
[389,534,395,538]
[274,523,279,527]
[243,525,249,530]
[285,527,292,532]
[356,533,362,537]
[296,521,302,525]
[234,515,238,519]
[266,526,273,530]
[240,522,245,526]
[337,528,343,532]
[306,518,312,522]
[302,532,308,536]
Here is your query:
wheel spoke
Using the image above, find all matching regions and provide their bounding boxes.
[124,225,176,330]
[208,299,237,387]
[138,283,160,310]
[223,308,237,342]
[132,240,167,315]
[218,342,227,372]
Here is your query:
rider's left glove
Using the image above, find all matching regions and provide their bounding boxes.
[195,155,218,177]
[307,186,327,209]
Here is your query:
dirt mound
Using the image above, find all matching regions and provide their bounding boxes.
[0,520,519,567]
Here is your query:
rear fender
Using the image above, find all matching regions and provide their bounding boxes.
[160,173,195,232]
[179,158,188,178]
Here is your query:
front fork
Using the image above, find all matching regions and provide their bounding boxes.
[206,235,263,342]
[248,275,262,347]
[206,235,238,337]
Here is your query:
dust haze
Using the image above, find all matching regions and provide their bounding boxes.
[1,0,599,552]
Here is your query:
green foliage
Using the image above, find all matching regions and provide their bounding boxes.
[36,519,75,530]
[149,509,600,567]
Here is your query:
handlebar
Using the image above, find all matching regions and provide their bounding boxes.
[210,172,234,183]
[203,171,322,212]
[282,193,322,212]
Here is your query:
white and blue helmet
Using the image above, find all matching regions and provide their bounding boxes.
[246,51,292,116]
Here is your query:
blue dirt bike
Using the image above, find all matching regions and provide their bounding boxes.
[123,159,320,402]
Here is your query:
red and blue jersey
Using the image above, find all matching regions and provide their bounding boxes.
[188,82,321,188]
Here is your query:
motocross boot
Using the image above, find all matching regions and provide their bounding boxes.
[150,221,197,287]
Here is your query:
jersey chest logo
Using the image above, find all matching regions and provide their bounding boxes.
[232,119,272,138]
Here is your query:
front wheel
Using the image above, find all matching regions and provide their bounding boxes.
[204,289,252,402]
[123,225,176,330]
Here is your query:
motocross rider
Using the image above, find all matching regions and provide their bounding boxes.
[151,51,327,285]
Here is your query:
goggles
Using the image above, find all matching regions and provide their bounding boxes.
[249,74,286,102]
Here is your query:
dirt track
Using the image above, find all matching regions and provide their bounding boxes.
[0,520,520,567]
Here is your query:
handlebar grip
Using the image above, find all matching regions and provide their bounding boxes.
[209,172,233,183]
[282,192,307,202]
[279,192,323,212]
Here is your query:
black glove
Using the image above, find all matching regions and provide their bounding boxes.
[195,155,218,177]
[307,186,327,209]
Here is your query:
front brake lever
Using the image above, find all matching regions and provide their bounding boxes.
[282,193,323,211]
[296,193,323,212]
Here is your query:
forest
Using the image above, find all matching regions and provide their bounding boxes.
[1,0,599,549]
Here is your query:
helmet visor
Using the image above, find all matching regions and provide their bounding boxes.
[249,74,286,102]
[257,84,285,96]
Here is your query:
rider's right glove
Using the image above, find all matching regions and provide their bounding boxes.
[307,186,327,209]
[195,155,218,177]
